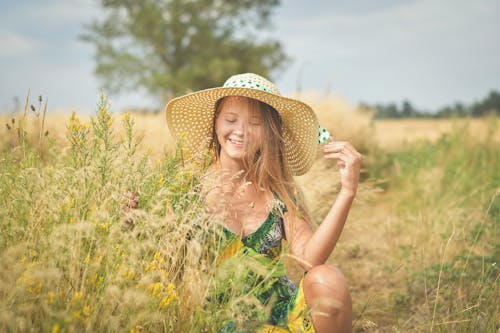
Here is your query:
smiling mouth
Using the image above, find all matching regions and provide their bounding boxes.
[228,138,244,145]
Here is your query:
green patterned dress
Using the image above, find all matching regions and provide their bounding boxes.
[216,200,315,332]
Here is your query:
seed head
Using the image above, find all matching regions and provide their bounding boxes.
[122,217,135,230]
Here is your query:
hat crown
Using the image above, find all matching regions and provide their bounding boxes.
[223,73,280,95]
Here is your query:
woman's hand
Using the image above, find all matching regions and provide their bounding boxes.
[323,141,362,195]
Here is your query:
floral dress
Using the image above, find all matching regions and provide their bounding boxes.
[216,200,315,333]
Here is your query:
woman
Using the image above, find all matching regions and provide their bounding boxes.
[166,73,362,333]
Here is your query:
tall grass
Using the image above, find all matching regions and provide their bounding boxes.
[354,118,499,332]
[0,93,497,332]
[0,95,281,332]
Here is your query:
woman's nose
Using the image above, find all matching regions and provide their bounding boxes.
[233,121,246,135]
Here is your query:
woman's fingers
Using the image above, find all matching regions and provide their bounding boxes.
[324,152,344,160]
[324,141,356,154]
[323,140,362,194]
[324,142,361,158]
[323,141,363,169]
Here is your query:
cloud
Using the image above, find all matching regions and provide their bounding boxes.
[21,0,99,26]
[280,0,499,53]
[0,29,42,57]
[273,0,500,108]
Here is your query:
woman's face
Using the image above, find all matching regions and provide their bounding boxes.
[215,96,264,165]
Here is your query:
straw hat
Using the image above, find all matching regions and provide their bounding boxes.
[165,73,319,176]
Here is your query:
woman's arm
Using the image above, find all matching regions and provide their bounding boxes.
[284,141,362,270]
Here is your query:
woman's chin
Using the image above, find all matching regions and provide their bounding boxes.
[226,152,245,161]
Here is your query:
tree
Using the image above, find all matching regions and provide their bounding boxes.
[81,0,288,102]
[471,90,500,117]
[402,100,415,117]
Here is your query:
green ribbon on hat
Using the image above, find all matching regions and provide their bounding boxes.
[318,126,333,144]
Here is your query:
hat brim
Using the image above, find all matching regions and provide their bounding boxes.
[165,87,318,176]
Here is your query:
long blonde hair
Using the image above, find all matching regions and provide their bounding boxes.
[211,96,311,222]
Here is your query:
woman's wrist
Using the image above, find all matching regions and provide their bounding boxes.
[339,186,357,199]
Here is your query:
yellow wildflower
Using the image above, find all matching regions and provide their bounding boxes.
[146,282,163,298]
[153,251,165,264]
[123,112,131,122]
[72,291,83,304]
[130,326,143,333]
[122,269,135,281]
[145,251,166,272]
[51,323,60,333]
[46,291,56,305]
[72,311,81,321]
[160,295,175,308]
[160,283,177,309]
[28,282,42,294]
[82,305,91,317]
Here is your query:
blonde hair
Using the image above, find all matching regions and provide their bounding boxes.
[211,96,311,223]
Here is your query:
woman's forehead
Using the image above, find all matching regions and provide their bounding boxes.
[219,96,261,115]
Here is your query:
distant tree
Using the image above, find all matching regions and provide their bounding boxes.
[436,106,453,118]
[402,100,415,117]
[370,103,400,119]
[453,102,468,117]
[81,0,287,102]
[363,90,500,119]
[471,90,500,116]
[436,102,468,118]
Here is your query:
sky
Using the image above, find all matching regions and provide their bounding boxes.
[1,0,499,114]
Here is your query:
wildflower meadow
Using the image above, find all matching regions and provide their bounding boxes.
[0,93,498,332]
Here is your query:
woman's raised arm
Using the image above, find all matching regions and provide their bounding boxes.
[285,141,362,270]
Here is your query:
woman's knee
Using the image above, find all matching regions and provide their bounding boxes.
[304,264,349,292]
[303,264,351,309]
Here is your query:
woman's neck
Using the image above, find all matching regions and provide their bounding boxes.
[216,154,247,176]
[211,156,255,195]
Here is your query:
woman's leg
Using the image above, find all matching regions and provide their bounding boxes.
[302,264,352,333]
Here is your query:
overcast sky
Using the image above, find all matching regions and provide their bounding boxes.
[1,0,499,114]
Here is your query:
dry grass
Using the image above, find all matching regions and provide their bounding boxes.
[3,93,496,157]
[373,118,500,150]
[0,94,497,332]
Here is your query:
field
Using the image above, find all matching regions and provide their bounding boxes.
[0,94,498,332]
